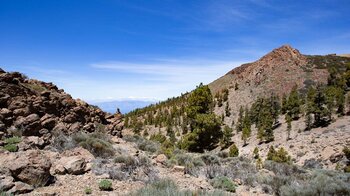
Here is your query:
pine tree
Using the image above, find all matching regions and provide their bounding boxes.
[286,114,292,140]
[305,113,313,131]
[241,126,250,146]
[257,127,264,143]
[236,106,244,133]
[221,125,233,148]
[286,85,301,120]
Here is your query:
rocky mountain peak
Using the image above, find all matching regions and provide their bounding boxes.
[259,44,303,63]
[226,45,306,76]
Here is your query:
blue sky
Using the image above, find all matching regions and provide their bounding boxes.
[1,0,350,102]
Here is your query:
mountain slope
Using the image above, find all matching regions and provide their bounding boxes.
[211,45,350,123]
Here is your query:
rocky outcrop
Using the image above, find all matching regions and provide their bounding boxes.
[53,147,94,175]
[0,69,123,146]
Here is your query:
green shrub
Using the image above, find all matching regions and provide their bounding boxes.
[73,133,115,158]
[84,187,92,194]
[114,155,138,166]
[229,144,239,157]
[4,136,21,144]
[99,179,112,191]
[210,176,237,192]
[344,165,350,173]
[4,144,18,152]
[267,147,291,163]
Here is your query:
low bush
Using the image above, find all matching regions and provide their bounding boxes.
[266,146,291,163]
[84,187,92,194]
[4,144,18,152]
[210,176,237,192]
[99,179,112,191]
[73,132,115,158]
[279,170,350,196]
[229,144,239,157]
[4,136,21,144]
[200,153,221,165]
[131,179,227,196]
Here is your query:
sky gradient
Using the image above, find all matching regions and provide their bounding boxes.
[1,0,350,102]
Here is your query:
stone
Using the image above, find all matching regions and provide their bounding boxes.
[41,90,51,98]
[52,122,67,133]
[54,147,94,175]
[155,154,167,164]
[25,114,40,123]
[173,165,185,172]
[18,136,45,150]
[6,150,52,186]
[41,117,57,130]
[12,108,30,117]
[63,156,87,175]
[0,108,12,118]
[8,181,34,194]
[0,175,15,191]
[8,100,26,111]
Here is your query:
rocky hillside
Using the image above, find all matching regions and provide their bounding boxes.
[211,45,350,123]
[0,68,123,143]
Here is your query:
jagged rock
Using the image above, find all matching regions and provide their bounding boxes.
[0,108,12,118]
[53,147,94,175]
[18,136,45,150]
[63,113,77,123]
[68,122,82,132]
[8,100,27,110]
[13,107,30,117]
[4,150,52,186]
[0,68,123,142]
[40,90,51,98]
[41,115,57,130]
[329,153,343,163]
[55,156,87,175]
[8,181,34,194]
[52,122,67,133]
[83,123,95,132]
[0,93,10,107]
[0,175,15,191]
[14,114,42,136]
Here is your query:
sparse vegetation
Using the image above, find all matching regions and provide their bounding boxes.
[84,187,92,195]
[210,176,237,192]
[98,179,113,191]
[73,132,115,158]
[229,144,239,157]
[3,136,21,152]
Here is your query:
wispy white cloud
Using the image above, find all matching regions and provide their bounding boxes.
[89,58,245,100]
[91,58,244,84]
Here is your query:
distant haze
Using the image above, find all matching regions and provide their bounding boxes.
[90,100,156,114]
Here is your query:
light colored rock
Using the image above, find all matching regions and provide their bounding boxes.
[155,154,167,164]
[173,165,185,172]
[0,175,14,191]
[5,150,52,186]
[8,181,34,194]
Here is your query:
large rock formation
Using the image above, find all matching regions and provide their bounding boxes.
[0,69,123,144]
